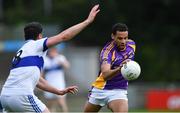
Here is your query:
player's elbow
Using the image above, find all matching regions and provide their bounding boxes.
[60,31,72,41]
[47,32,71,47]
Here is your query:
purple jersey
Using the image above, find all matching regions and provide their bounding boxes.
[92,39,136,90]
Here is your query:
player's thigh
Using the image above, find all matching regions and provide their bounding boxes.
[1,95,47,112]
[106,89,128,112]
[84,101,102,112]
[27,95,47,112]
[107,99,128,112]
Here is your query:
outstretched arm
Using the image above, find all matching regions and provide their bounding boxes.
[46,4,100,48]
[36,76,78,95]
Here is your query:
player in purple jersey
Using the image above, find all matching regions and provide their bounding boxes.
[84,23,136,113]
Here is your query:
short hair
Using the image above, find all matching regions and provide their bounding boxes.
[112,23,128,35]
[24,22,43,40]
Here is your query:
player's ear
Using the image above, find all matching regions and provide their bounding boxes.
[111,33,114,39]
[37,33,43,39]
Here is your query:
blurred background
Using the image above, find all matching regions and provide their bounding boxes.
[0,0,180,112]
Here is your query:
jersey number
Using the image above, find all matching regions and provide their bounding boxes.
[12,50,23,67]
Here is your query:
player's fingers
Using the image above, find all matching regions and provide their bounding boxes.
[69,89,77,94]
[73,88,78,93]
[69,86,78,91]
[69,90,74,94]
[87,4,100,23]
[66,86,79,94]
[121,59,131,65]
[126,59,131,62]
[72,88,78,93]
[92,4,99,11]
[73,88,79,93]
[119,62,125,67]
[90,4,100,16]
[125,59,131,62]
[122,61,127,64]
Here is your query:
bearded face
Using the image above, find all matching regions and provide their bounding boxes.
[112,31,128,50]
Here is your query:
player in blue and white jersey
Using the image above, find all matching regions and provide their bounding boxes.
[43,47,70,112]
[0,5,100,113]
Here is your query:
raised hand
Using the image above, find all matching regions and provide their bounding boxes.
[86,4,100,24]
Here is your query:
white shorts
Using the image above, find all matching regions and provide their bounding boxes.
[0,95,46,112]
[88,88,128,106]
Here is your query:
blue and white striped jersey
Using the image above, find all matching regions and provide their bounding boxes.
[1,38,48,95]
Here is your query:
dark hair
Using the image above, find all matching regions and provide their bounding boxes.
[24,22,43,40]
[112,23,128,35]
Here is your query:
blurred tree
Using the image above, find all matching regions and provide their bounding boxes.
[0,0,3,20]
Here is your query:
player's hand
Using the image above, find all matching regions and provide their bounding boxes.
[119,59,131,68]
[86,4,100,24]
[61,86,78,95]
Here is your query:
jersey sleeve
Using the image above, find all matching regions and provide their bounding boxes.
[127,39,136,60]
[100,42,114,65]
[34,37,48,52]
[127,39,136,52]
